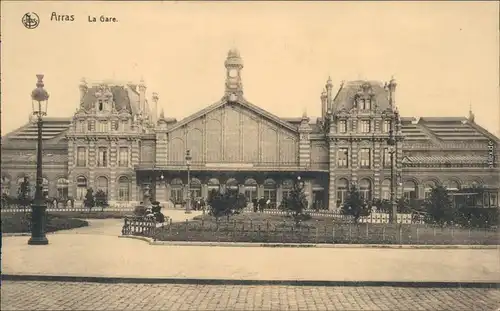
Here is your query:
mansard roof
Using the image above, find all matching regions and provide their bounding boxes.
[81,84,140,115]
[2,117,71,150]
[332,80,390,112]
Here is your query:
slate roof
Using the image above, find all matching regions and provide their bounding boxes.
[2,117,71,150]
[82,85,140,115]
[403,155,488,164]
[332,80,390,112]
[419,118,491,141]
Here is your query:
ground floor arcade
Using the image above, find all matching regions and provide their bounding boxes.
[136,170,329,210]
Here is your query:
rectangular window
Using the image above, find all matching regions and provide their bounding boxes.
[97,121,108,132]
[121,120,128,132]
[337,148,349,168]
[338,120,347,133]
[383,148,392,168]
[77,147,86,167]
[119,147,129,167]
[383,120,391,133]
[98,147,108,167]
[87,121,93,131]
[490,193,498,207]
[359,148,371,168]
[78,121,85,132]
[360,120,371,133]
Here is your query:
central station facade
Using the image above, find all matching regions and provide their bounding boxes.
[1,49,499,210]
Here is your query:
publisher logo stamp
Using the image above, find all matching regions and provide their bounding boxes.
[22,12,40,29]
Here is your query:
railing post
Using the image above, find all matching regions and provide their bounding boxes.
[416,224,419,244]
[332,226,335,243]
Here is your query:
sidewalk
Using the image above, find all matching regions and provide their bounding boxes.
[3,221,499,283]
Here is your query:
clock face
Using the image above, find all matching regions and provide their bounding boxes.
[228,69,238,78]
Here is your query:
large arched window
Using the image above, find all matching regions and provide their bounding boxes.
[170,178,183,204]
[424,180,437,199]
[282,179,294,199]
[226,178,239,191]
[97,176,108,195]
[207,178,220,192]
[336,178,349,207]
[244,178,257,202]
[190,178,202,200]
[381,179,391,200]
[118,176,130,201]
[1,176,11,196]
[57,178,69,200]
[263,178,277,204]
[359,179,372,202]
[444,180,460,192]
[76,176,87,200]
[403,180,418,200]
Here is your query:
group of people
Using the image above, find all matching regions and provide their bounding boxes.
[251,197,273,212]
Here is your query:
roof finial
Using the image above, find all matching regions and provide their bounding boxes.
[468,103,475,123]
[159,108,165,119]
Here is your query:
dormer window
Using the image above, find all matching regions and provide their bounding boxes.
[362,98,371,110]
[383,120,391,133]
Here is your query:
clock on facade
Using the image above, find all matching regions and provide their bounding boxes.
[228,69,238,78]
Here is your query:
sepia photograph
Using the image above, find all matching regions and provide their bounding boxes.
[1,1,499,310]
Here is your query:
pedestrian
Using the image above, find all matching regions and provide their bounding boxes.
[252,198,258,213]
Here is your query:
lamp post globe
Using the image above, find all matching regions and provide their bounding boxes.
[28,74,49,245]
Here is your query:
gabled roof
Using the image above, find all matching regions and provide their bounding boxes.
[166,96,298,133]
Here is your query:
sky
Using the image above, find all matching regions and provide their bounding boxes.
[1,1,499,136]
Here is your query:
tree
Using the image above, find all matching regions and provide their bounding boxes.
[207,188,246,221]
[341,184,370,223]
[17,177,32,212]
[282,181,308,225]
[424,185,454,225]
[94,189,109,211]
[83,188,95,211]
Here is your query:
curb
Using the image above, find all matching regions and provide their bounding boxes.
[118,236,499,249]
[2,274,498,288]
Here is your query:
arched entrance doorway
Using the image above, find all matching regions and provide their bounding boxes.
[244,178,257,202]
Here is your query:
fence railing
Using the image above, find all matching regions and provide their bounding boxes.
[242,208,422,224]
[1,207,135,213]
[160,219,499,245]
[122,216,159,236]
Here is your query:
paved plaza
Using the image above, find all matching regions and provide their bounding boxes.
[3,212,499,282]
[2,212,499,310]
[2,281,499,311]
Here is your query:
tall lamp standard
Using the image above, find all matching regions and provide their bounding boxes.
[387,109,399,224]
[28,74,50,245]
[185,149,192,214]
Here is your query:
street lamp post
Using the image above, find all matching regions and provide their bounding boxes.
[28,74,49,245]
[387,110,399,224]
[185,149,192,214]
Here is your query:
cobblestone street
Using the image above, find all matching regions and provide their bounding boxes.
[2,281,499,311]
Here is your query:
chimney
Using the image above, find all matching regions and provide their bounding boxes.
[326,76,333,110]
[388,77,397,109]
[79,78,88,105]
[152,92,159,126]
[320,89,327,120]
[138,78,146,113]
